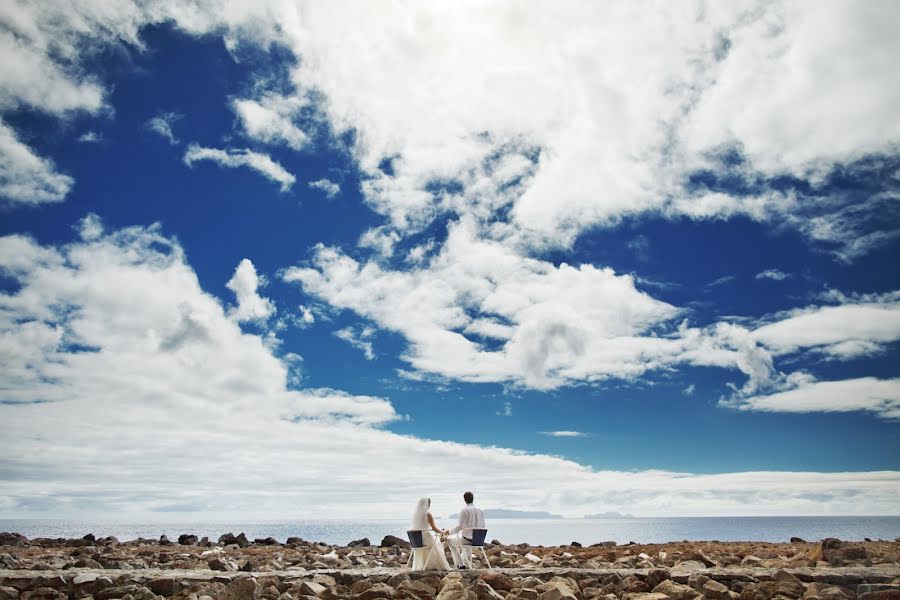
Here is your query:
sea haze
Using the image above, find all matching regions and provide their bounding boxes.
[2,517,898,547]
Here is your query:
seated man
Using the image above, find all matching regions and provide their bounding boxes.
[444,491,485,568]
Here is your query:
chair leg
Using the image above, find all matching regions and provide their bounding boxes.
[406,548,414,569]
[480,547,491,569]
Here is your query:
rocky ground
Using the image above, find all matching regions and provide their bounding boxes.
[1,532,898,600]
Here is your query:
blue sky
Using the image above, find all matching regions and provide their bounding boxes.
[1,2,899,519]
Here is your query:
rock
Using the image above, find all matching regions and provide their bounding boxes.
[224,578,260,600]
[513,590,540,600]
[0,533,28,547]
[0,586,18,600]
[687,575,710,592]
[147,578,178,596]
[524,553,542,563]
[625,594,671,600]
[179,534,199,545]
[803,584,851,600]
[623,576,650,593]
[742,556,763,566]
[652,580,701,600]
[647,571,671,590]
[790,538,806,544]
[82,533,96,542]
[219,532,252,548]
[758,581,806,600]
[358,583,396,600]
[475,581,505,600]
[241,560,255,572]
[479,574,513,593]
[20,588,66,600]
[674,560,707,571]
[539,588,576,600]
[286,537,306,545]
[300,582,328,596]
[348,538,371,547]
[209,557,238,571]
[570,541,582,548]
[858,593,900,600]
[703,580,731,600]
[380,535,410,549]
[159,534,173,545]
[255,537,280,545]
[809,539,868,565]
[73,557,102,568]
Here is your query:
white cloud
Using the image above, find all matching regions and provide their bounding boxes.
[1,221,899,518]
[358,226,400,258]
[145,112,182,145]
[298,305,315,325]
[540,431,587,438]
[309,177,340,198]
[0,120,73,205]
[334,325,376,360]
[755,269,790,281]
[496,401,512,417]
[76,130,102,143]
[183,144,295,191]
[682,384,696,396]
[226,258,275,324]
[752,293,900,359]
[233,93,308,150]
[729,377,900,421]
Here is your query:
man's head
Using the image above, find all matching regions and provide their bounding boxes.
[464,491,474,504]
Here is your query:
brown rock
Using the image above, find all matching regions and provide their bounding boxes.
[652,580,701,600]
[858,593,900,600]
[223,577,260,600]
[356,582,395,600]
[147,577,178,596]
[478,574,513,593]
[20,589,65,600]
[803,584,851,600]
[703,580,730,600]
[625,594,671,600]
[0,587,18,600]
[647,571,671,590]
[475,580,505,600]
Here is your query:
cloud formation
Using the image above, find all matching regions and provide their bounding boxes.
[1,220,898,518]
[309,178,340,198]
[0,120,73,205]
[226,259,275,324]
[183,144,295,191]
[233,93,308,150]
[145,112,183,145]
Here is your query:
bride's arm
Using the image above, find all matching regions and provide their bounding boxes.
[426,512,444,534]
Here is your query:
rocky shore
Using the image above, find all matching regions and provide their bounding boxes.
[1,532,898,600]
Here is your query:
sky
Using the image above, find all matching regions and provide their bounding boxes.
[1,0,899,521]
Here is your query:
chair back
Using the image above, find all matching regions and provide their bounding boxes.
[469,528,488,546]
[406,530,426,549]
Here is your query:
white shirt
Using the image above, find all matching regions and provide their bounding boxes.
[449,503,485,539]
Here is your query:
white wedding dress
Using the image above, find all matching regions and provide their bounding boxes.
[410,498,451,570]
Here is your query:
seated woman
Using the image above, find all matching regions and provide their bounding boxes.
[409,497,451,570]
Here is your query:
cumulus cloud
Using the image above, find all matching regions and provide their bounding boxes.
[334,325,376,360]
[183,144,295,191]
[309,178,340,198]
[233,92,308,150]
[728,377,900,421]
[145,112,183,145]
[755,269,790,281]
[0,120,73,205]
[4,221,897,518]
[683,384,696,396]
[226,258,275,324]
[540,431,587,438]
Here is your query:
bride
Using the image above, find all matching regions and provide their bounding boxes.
[410,497,451,570]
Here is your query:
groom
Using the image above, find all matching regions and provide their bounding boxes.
[443,491,486,568]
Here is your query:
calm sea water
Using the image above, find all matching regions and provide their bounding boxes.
[1,517,899,546]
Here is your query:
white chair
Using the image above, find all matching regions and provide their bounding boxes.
[406,529,441,570]
[460,528,491,569]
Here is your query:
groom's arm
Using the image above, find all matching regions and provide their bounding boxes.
[448,508,467,535]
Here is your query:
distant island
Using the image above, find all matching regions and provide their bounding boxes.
[583,511,634,519]
[447,508,564,519]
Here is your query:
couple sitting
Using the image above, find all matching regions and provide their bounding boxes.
[410,491,486,570]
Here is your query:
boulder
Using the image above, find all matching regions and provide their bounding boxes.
[349,538,371,547]
[0,533,28,547]
[209,557,238,571]
[803,584,851,600]
[479,574,513,593]
[20,588,66,600]
[147,578,178,596]
[300,582,328,596]
[647,571,671,590]
[809,539,867,566]
[381,535,410,549]
[255,537,280,545]
[858,593,900,600]
[219,532,252,548]
[652,580,701,600]
[0,586,18,600]
[524,553,542,563]
[475,580,505,600]
[356,582,395,600]
[159,534,173,545]
[223,578,260,600]
[286,537,306,546]
[790,538,806,544]
[702,580,730,600]
[179,534,199,545]
[625,594,671,600]
[72,557,102,568]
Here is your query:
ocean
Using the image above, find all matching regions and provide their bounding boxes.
[1,517,899,546]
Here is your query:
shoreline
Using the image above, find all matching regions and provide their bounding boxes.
[1,532,898,600]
